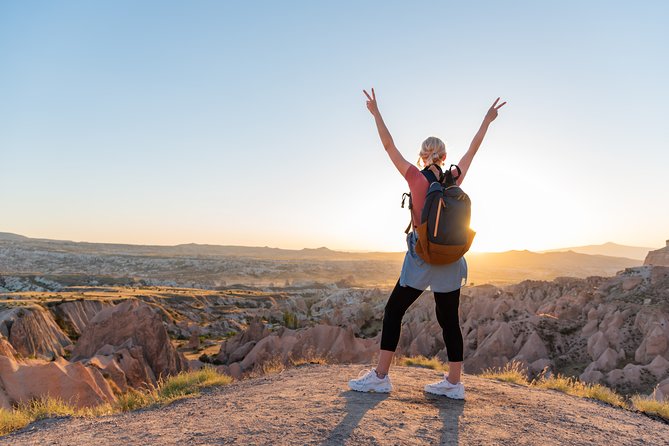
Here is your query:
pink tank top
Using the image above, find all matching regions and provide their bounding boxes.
[404,165,429,228]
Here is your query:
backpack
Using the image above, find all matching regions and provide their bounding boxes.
[401,164,476,265]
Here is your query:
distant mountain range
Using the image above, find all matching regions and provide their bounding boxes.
[0,232,646,285]
[540,242,654,261]
[0,232,654,261]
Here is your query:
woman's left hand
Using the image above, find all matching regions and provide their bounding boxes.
[484,97,507,123]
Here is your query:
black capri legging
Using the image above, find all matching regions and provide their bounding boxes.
[380,279,464,362]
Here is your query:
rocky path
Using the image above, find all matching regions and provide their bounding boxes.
[3,364,668,446]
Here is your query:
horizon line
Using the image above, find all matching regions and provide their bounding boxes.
[0,231,658,256]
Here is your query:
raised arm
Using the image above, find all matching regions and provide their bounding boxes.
[456,97,507,185]
[364,88,411,177]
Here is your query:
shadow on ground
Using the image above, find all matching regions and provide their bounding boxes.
[321,390,389,445]
[426,394,465,445]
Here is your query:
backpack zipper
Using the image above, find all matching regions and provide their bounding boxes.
[434,197,445,238]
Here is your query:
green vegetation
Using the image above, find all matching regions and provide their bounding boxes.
[0,367,232,437]
[282,311,299,329]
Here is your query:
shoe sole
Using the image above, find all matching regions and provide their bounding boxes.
[348,384,392,393]
[424,387,465,400]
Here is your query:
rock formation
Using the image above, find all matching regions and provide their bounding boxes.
[0,355,116,409]
[644,240,669,267]
[72,300,187,387]
[210,265,669,400]
[51,300,111,338]
[216,323,377,378]
[0,305,71,359]
[1,263,668,407]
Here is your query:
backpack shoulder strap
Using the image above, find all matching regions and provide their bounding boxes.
[421,164,444,184]
[443,164,461,186]
[401,192,413,234]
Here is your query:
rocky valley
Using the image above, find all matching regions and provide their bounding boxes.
[0,233,668,421]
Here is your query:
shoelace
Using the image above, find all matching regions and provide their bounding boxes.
[356,368,376,383]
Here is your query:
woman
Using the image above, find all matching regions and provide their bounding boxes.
[348,88,506,399]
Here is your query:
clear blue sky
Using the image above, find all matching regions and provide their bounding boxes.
[1,1,667,252]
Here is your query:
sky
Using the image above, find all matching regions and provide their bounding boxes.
[1,0,668,252]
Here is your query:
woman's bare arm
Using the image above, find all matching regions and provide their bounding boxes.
[364,88,411,177]
[456,97,507,185]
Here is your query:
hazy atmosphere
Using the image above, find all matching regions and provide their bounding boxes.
[2,0,668,252]
[2,2,669,443]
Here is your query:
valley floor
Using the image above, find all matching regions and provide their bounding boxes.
[3,364,667,446]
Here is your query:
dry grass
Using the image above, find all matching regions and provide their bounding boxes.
[630,393,669,420]
[0,367,232,437]
[532,375,625,408]
[248,353,329,379]
[479,361,628,409]
[397,355,449,372]
[0,409,32,436]
[479,361,529,386]
[478,362,625,408]
[157,367,232,402]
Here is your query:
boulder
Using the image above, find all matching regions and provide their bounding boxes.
[606,369,625,387]
[186,332,200,350]
[514,332,549,364]
[594,348,619,372]
[72,300,186,383]
[228,362,243,379]
[622,277,642,291]
[622,363,644,387]
[229,341,257,364]
[635,325,669,364]
[649,266,669,285]
[580,369,604,384]
[466,322,516,373]
[654,377,669,401]
[581,319,599,337]
[52,300,110,337]
[228,324,377,372]
[216,321,270,364]
[0,306,71,359]
[587,331,609,361]
[529,358,552,375]
[645,355,669,379]
[0,355,116,409]
[0,336,17,359]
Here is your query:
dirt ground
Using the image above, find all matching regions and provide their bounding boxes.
[3,364,668,446]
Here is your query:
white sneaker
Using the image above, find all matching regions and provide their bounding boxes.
[348,368,393,393]
[424,374,465,400]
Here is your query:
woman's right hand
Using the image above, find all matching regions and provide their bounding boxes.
[363,88,380,117]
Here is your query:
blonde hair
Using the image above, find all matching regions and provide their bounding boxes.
[417,136,446,168]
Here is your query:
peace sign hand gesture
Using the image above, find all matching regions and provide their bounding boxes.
[363,88,380,117]
[484,97,507,123]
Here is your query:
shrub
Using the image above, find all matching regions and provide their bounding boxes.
[156,367,232,403]
[282,311,299,329]
[479,361,529,386]
[0,409,31,436]
[630,393,669,420]
[532,375,625,407]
